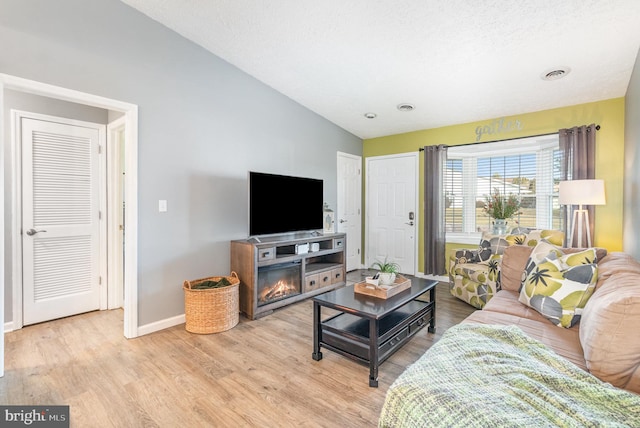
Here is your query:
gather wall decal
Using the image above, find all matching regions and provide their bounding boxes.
[475,117,523,141]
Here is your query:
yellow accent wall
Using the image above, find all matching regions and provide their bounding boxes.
[363,98,625,273]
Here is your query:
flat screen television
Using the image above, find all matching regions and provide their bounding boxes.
[249,171,324,237]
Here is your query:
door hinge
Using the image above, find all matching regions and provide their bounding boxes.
[98,145,102,154]
[358,248,360,255]
[99,276,102,285]
[99,211,102,220]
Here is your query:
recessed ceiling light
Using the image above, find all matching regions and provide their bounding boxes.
[397,103,415,112]
[541,67,571,81]
[364,112,377,119]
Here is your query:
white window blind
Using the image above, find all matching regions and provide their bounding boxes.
[445,134,563,243]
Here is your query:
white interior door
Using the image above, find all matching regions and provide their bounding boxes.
[21,116,104,326]
[337,152,362,271]
[366,154,418,275]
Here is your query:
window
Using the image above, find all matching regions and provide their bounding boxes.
[445,135,563,243]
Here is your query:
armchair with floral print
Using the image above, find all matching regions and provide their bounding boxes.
[448,229,565,309]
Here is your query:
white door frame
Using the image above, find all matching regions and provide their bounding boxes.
[0,83,4,377]
[107,116,126,310]
[1,74,139,350]
[365,152,419,275]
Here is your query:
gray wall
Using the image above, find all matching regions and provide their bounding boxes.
[624,47,640,259]
[3,90,110,320]
[0,0,362,326]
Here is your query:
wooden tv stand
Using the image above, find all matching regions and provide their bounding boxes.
[230,232,346,320]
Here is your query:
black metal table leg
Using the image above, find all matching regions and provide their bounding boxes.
[312,301,323,360]
[428,284,436,333]
[369,318,379,387]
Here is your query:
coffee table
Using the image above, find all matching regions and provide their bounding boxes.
[312,275,437,387]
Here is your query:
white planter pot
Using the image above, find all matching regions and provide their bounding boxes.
[378,272,396,286]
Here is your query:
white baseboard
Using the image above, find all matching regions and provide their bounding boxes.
[137,314,185,337]
[4,321,15,333]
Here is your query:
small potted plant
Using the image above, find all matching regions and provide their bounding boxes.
[371,258,400,286]
[483,187,521,234]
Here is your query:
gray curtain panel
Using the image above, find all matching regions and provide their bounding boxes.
[423,145,448,275]
[559,124,597,246]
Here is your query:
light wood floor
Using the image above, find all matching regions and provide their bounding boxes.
[0,272,475,427]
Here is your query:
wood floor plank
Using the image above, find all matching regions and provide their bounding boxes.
[0,277,475,427]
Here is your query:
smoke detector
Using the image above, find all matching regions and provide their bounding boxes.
[364,112,377,119]
[397,103,415,112]
[542,67,571,81]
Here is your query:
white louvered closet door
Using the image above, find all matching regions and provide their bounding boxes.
[22,118,102,326]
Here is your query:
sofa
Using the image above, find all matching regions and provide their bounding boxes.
[449,229,565,309]
[379,245,640,427]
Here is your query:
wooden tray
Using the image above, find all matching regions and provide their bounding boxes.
[354,275,411,299]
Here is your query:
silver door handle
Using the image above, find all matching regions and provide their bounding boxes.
[26,228,47,236]
[339,219,347,223]
[405,221,414,226]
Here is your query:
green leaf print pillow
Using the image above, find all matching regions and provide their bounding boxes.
[519,246,598,328]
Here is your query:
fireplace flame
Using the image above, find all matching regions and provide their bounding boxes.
[259,279,297,303]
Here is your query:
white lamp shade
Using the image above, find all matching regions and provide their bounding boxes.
[558,179,606,206]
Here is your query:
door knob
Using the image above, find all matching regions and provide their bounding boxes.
[26,228,47,236]
[339,219,347,223]
[405,221,414,226]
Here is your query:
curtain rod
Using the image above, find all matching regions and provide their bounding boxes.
[418,125,600,151]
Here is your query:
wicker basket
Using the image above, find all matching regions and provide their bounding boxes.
[183,272,240,334]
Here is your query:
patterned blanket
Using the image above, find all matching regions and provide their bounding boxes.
[379,324,640,427]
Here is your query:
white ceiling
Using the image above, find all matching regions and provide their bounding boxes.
[121,0,640,139]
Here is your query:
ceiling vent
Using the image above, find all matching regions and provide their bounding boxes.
[542,68,571,81]
[397,103,415,112]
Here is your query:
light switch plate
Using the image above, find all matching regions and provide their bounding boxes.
[159,199,167,212]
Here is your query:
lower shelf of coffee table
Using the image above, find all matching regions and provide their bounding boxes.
[320,300,433,364]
